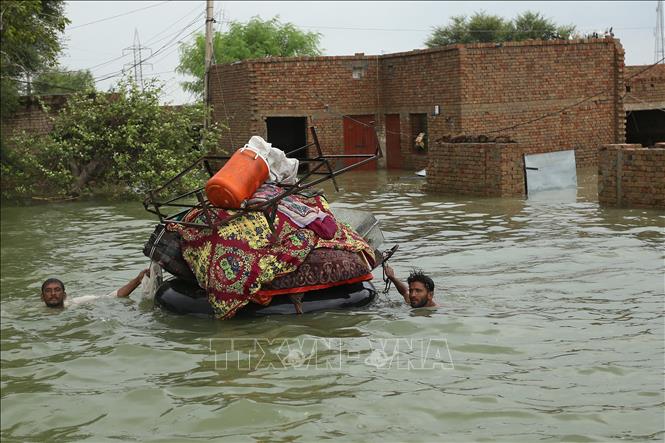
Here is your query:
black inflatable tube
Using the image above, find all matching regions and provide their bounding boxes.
[154,278,377,317]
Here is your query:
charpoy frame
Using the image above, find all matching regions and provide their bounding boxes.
[143,126,381,233]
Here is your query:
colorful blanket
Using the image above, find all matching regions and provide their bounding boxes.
[167,195,374,319]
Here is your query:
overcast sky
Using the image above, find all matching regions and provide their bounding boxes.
[60,1,660,105]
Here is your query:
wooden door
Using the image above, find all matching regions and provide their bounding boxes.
[343,115,378,170]
[385,114,403,169]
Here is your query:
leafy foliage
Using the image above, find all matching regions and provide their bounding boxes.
[2,79,224,201]
[425,10,577,47]
[0,0,69,118]
[177,16,322,97]
[32,66,96,95]
[511,11,576,41]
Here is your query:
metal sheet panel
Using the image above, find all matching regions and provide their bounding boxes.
[524,150,577,194]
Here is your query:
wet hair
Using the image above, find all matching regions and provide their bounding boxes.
[407,270,434,292]
[41,278,65,293]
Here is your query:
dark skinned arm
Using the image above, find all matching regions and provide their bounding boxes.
[383,265,409,304]
[116,269,148,298]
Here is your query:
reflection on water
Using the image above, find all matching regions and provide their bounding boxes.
[1,169,664,442]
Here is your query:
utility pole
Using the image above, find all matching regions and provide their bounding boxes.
[123,29,152,90]
[656,0,665,63]
[204,0,214,130]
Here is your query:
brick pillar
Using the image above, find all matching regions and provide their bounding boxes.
[612,39,626,144]
[598,144,665,208]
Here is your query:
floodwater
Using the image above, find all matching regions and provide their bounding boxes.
[1,169,663,442]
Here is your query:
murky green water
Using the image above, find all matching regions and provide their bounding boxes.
[2,170,664,442]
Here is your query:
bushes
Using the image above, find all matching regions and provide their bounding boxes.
[1,79,224,201]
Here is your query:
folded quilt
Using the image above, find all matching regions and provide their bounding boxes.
[168,194,374,319]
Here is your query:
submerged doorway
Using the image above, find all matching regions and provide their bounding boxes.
[343,115,378,171]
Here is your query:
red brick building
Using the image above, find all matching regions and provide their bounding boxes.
[209,37,628,170]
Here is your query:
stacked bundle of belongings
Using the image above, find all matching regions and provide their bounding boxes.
[145,137,376,319]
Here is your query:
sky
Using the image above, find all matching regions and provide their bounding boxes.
[60,1,661,105]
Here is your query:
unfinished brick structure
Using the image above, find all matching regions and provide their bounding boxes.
[424,141,525,197]
[598,144,665,209]
[209,37,626,170]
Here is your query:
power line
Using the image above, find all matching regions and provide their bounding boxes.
[93,17,204,84]
[227,19,653,34]
[211,7,236,146]
[486,56,665,134]
[71,11,204,75]
[67,1,171,30]
[123,29,153,90]
[305,56,665,142]
[143,5,204,46]
[624,93,665,113]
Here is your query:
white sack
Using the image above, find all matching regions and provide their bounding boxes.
[244,136,299,185]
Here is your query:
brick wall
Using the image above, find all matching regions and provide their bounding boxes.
[424,142,524,197]
[598,144,665,208]
[624,64,665,109]
[459,38,624,167]
[1,95,68,140]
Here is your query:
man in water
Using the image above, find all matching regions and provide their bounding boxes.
[383,265,437,308]
[41,269,148,308]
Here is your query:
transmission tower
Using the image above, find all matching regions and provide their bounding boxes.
[123,29,153,89]
[657,0,665,63]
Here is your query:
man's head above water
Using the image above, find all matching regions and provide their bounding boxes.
[41,278,66,308]
[406,270,435,308]
[383,265,437,308]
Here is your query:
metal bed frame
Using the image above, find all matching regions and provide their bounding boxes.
[143,126,381,234]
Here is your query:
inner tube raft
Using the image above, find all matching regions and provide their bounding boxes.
[155,278,377,317]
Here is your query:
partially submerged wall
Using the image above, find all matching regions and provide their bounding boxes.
[209,38,625,170]
[424,142,524,197]
[212,55,380,156]
[598,144,665,208]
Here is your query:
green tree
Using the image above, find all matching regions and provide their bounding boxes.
[32,66,95,95]
[177,16,322,98]
[1,79,224,200]
[0,0,69,118]
[510,11,576,41]
[426,12,511,47]
[425,10,576,47]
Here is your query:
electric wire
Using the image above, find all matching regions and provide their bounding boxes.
[92,17,204,84]
[67,1,171,30]
[210,8,236,147]
[308,56,665,140]
[486,56,665,134]
[66,10,204,76]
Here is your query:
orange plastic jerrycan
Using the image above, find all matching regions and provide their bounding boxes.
[205,147,269,208]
